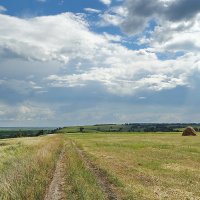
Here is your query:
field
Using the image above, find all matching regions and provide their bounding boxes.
[0,131,200,199]
[60,123,200,133]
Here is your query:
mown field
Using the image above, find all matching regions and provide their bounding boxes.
[0,132,200,199]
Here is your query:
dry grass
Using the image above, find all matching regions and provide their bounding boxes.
[1,132,200,200]
[63,140,106,200]
[0,134,63,200]
[66,133,200,200]
[0,134,106,200]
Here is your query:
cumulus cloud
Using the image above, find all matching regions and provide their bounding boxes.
[46,54,190,95]
[99,0,200,55]
[99,6,127,27]
[95,0,200,62]
[1,4,200,125]
[0,12,199,97]
[0,13,105,63]
[100,0,112,6]
[142,15,200,53]
[119,0,200,34]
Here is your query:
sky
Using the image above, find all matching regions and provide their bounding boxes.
[0,0,200,127]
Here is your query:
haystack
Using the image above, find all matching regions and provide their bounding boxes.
[182,126,197,136]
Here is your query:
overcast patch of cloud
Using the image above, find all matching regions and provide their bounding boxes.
[99,0,200,55]
[141,15,200,53]
[96,0,200,60]
[0,101,54,123]
[119,0,200,34]
[0,79,43,95]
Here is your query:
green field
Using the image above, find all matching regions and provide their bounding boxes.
[0,127,59,139]
[0,131,200,199]
[59,123,200,133]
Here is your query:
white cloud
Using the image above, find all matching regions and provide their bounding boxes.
[100,0,112,6]
[0,12,199,96]
[46,49,196,95]
[0,13,104,63]
[0,6,7,13]
[99,13,124,26]
[99,6,127,27]
[103,32,122,42]
[84,8,101,14]
[142,15,200,53]
[118,0,200,35]
[1,4,200,125]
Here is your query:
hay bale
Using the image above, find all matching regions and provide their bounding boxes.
[182,126,197,136]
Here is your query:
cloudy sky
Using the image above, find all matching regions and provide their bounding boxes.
[0,0,200,127]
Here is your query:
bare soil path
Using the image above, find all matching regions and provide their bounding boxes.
[72,141,121,200]
[44,147,66,200]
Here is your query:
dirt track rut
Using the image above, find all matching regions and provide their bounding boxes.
[44,148,66,200]
[72,141,121,200]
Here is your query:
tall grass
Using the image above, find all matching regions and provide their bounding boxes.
[63,141,105,200]
[0,135,63,200]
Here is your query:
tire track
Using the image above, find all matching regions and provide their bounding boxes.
[44,147,66,200]
[72,141,121,200]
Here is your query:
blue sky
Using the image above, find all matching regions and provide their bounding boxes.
[0,0,200,126]
[2,0,105,16]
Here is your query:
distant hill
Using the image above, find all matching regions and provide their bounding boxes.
[57,123,200,133]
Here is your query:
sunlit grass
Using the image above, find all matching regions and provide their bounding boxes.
[63,140,105,200]
[1,132,200,199]
[0,134,63,200]
[67,133,200,199]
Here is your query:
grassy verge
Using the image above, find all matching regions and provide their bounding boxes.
[0,134,63,200]
[63,140,105,200]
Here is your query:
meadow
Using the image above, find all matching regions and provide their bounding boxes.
[0,131,200,199]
